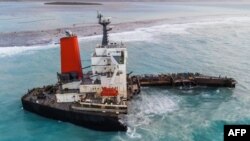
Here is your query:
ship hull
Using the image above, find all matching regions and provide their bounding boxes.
[21,96,127,131]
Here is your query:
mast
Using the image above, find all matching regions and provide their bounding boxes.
[97,12,112,46]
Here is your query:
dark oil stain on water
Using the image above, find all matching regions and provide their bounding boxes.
[1,5,250,141]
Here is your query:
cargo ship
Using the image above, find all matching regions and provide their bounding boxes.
[21,13,236,131]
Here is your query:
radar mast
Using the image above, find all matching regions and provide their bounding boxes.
[97,12,112,46]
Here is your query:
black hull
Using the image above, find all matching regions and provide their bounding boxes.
[21,97,127,131]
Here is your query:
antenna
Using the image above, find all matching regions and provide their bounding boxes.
[97,11,112,46]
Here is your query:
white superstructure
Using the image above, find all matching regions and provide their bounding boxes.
[93,43,127,100]
[56,13,129,113]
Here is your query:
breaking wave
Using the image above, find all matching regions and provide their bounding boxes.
[2,16,250,58]
[78,16,250,43]
[120,90,179,139]
[0,43,58,58]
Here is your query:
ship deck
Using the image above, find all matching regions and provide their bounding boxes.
[21,72,236,131]
[131,72,236,88]
[22,72,235,115]
[22,85,128,116]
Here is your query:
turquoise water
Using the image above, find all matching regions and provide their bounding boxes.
[1,2,250,141]
[0,2,249,33]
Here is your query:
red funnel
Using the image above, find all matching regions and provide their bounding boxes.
[60,36,83,79]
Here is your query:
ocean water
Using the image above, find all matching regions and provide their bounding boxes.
[0,2,249,33]
[1,2,250,141]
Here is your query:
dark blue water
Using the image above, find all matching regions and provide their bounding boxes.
[1,2,250,141]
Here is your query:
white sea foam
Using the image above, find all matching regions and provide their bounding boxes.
[216,89,220,93]
[0,43,58,58]
[126,127,142,139]
[78,34,101,41]
[109,24,190,43]
[80,16,250,43]
[121,91,179,139]
[135,93,178,115]
[77,24,190,44]
[122,92,178,126]
[2,16,250,58]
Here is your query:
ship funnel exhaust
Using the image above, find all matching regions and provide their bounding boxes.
[60,34,83,79]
